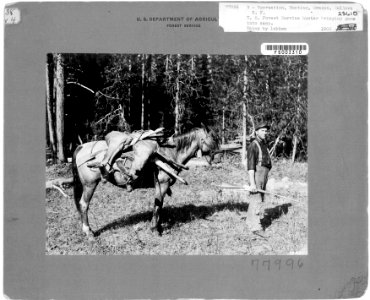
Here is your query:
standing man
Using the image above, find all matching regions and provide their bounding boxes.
[246,121,272,232]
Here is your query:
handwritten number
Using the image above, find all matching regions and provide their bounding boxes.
[297,259,304,268]
[262,260,270,271]
[252,259,303,271]
[286,258,294,269]
[274,259,281,270]
[251,259,259,271]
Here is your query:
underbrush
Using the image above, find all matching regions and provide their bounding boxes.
[46,157,307,255]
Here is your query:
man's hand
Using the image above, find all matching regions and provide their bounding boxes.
[249,183,257,193]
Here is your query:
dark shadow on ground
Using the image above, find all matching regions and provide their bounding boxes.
[94,201,294,236]
[261,203,292,229]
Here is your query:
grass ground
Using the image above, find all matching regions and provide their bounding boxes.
[46,155,307,255]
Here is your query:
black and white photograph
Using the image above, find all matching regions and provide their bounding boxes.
[45,53,308,255]
[4,1,368,298]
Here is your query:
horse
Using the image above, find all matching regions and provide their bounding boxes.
[72,127,220,239]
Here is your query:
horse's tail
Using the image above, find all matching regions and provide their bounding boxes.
[72,145,83,212]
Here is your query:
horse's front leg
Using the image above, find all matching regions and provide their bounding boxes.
[151,177,169,234]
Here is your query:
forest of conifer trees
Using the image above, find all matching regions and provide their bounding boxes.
[46,53,307,163]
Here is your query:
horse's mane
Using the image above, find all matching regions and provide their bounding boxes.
[172,128,202,150]
[173,127,219,151]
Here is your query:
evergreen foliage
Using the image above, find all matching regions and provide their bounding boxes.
[47,54,307,160]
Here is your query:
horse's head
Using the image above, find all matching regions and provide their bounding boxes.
[198,126,220,163]
[171,126,220,165]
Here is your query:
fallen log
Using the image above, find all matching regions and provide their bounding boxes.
[46,177,73,188]
[46,177,73,198]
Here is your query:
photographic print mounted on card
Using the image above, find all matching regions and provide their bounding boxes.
[4,1,367,299]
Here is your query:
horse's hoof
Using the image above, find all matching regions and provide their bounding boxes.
[157,227,163,236]
[86,231,96,241]
[87,235,96,242]
[150,224,163,236]
[100,176,108,184]
[83,225,96,241]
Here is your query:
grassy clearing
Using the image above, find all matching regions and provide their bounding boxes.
[46,155,307,255]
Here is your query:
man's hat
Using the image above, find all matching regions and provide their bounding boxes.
[255,121,270,131]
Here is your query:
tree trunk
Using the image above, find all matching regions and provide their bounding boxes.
[291,134,298,164]
[242,102,247,166]
[207,54,213,82]
[174,54,181,135]
[242,56,248,166]
[141,54,146,129]
[292,68,302,164]
[243,56,248,110]
[163,54,171,128]
[128,56,132,120]
[270,134,281,157]
[46,54,57,160]
[222,106,225,145]
[206,54,213,104]
[148,54,156,129]
[55,53,66,163]
[165,55,169,76]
